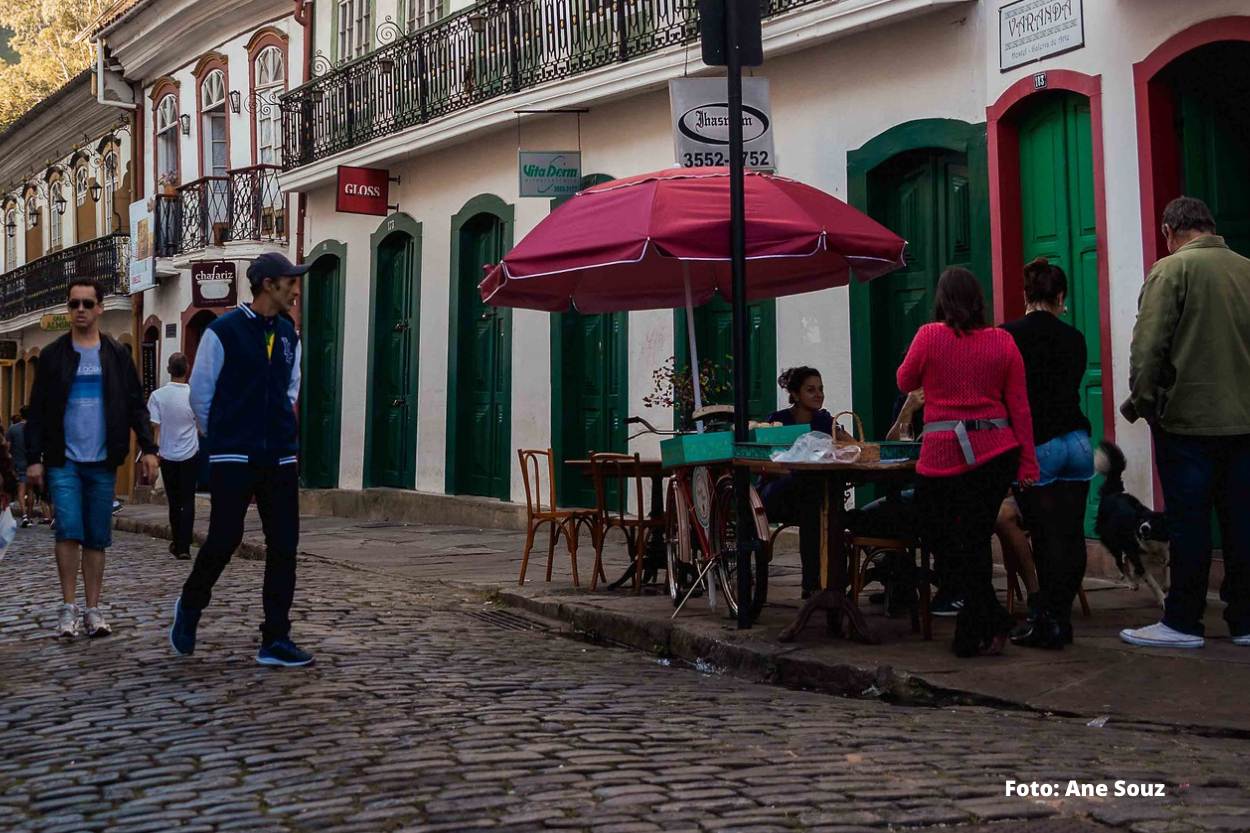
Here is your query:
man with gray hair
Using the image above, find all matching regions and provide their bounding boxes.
[148,352,199,559]
[1120,196,1250,650]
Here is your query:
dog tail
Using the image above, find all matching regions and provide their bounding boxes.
[1095,440,1126,494]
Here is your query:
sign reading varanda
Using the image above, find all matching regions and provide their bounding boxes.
[518,152,582,198]
[999,0,1084,72]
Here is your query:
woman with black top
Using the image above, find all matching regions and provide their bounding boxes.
[1002,258,1094,649]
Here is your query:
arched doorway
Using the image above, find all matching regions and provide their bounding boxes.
[447,195,513,500]
[366,217,421,489]
[302,240,348,489]
[550,175,628,508]
[183,309,219,370]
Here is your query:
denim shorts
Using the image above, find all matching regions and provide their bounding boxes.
[47,460,116,550]
[1034,429,1094,487]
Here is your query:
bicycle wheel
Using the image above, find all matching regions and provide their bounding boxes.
[712,475,769,620]
[665,478,696,606]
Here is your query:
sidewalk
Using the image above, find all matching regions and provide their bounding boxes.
[115,499,1250,734]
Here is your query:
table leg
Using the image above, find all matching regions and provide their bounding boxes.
[608,473,667,591]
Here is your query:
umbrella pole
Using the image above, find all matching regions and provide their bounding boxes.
[682,264,705,434]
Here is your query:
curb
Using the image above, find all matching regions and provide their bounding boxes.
[113,515,267,561]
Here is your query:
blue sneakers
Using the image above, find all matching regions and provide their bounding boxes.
[170,597,201,655]
[256,638,315,668]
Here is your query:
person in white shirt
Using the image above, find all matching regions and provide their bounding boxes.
[148,353,200,559]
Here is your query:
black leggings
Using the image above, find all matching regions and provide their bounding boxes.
[916,451,1018,637]
[1021,480,1090,625]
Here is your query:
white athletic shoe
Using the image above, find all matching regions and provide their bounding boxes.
[1232,634,1250,647]
[57,603,80,639]
[1119,621,1204,649]
[83,608,112,638]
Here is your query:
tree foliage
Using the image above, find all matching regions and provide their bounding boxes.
[0,1,111,130]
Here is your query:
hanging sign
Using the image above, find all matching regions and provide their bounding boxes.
[669,77,774,170]
[336,165,390,216]
[191,261,237,308]
[40,314,71,332]
[128,199,157,294]
[999,0,1084,72]
[518,152,582,198]
[0,340,16,367]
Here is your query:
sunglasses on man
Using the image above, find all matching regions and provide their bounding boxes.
[67,299,97,311]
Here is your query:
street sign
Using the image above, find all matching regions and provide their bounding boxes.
[518,151,582,198]
[128,200,156,294]
[698,0,762,67]
[669,78,774,169]
[191,260,237,308]
[336,166,391,216]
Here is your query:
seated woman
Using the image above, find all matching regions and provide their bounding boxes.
[759,367,846,598]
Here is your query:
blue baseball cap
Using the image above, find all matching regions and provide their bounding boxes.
[247,252,310,288]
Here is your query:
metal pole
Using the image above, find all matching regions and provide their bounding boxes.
[725,0,754,629]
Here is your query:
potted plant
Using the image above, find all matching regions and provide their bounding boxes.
[157,172,179,197]
[643,354,733,432]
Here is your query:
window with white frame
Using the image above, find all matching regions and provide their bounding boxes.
[337,0,372,61]
[50,182,64,250]
[24,193,36,231]
[156,94,179,185]
[75,167,88,207]
[103,151,118,233]
[200,70,228,179]
[255,46,285,166]
[406,0,441,31]
[4,209,15,268]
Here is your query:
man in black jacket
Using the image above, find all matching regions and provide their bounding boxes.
[26,278,158,639]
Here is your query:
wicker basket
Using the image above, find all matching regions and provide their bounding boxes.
[832,410,880,463]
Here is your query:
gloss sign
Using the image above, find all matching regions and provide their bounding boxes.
[336,165,390,216]
[669,77,774,170]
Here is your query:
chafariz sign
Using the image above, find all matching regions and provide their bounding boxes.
[519,152,582,197]
[999,0,1084,72]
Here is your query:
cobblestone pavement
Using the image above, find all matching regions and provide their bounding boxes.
[1,530,1247,833]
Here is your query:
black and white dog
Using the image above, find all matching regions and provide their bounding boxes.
[1094,441,1169,607]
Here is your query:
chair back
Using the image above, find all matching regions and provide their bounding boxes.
[517,448,558,516]
[588,451,646,524]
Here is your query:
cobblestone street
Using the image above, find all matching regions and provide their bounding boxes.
[1,529,1247,833]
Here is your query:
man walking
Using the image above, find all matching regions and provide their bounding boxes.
[26,278,159,638]
[7,408,30,527]
[148,353,199,559]
[170,252,312,667]
[1120,196,1250,649]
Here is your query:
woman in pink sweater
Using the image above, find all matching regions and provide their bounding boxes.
[897,267,1040,657]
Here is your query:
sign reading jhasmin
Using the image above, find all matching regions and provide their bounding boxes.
[999,0,1084,72]
[669,77,774,170]
[518,152,582,198]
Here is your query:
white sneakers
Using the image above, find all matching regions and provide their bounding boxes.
[57,603,80,639]
[1234,634,1250,647]
[1119,621,1204,649]
[56,603,112,639]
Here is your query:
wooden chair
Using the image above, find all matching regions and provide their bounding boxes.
[848,535,932,641]
[516,449,597,587]
[588,451,665,593]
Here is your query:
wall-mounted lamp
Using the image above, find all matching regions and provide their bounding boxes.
[229,90,242,114]
[180,114,191,135]
[53,193,67,215]
[467,12,486,33]
[4,217,15,238]
[26,201,39,228]
[89,182,103,203]
[378,54,395,73]
[311,88,325,104]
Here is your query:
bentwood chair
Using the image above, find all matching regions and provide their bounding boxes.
[848,534,933,641]
[517,449,597,587]
[588,451,665,593]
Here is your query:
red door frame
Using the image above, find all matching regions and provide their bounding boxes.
[987,70,1114,442]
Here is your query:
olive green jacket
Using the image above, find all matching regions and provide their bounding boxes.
[1122,235,1250,435]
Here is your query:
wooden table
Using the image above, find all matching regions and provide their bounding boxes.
[739,457,917,643]
[565,458,666,590]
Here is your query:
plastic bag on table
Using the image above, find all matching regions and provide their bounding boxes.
[770,431,861,464]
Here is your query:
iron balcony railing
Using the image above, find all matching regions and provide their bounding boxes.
[156,165,288,256]
[0,233,130,322]
[281,0,819,168]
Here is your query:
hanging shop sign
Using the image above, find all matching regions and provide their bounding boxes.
[518,151,582,198]
[999,0,1084,72]
[128,199,157,294]
[191,260,238,308]
[0,340,17,367]
[669,77,774,170]
[336,165,391,216]
[40,314,71,332]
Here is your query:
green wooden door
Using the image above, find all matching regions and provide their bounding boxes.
[369,232,419,488]
[675,296,776,423]
[1017,92,1103,532]
[866,150,974,438]
[300,253,344,488]
[1178,73,1250,257]
[558,311,628,507]
[455,213,511,499]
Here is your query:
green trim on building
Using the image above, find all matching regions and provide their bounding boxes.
[301,238,348,489]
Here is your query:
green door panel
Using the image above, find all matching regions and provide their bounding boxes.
[300,254,344,488]
[674,296,776,424]
[455,213,511,499]
[369,232,420,488]
[558,310,628,507]
[1017,92,1103,533]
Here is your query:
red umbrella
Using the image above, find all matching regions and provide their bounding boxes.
[479,166,907,314]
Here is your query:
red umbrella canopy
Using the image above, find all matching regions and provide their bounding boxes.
[479,166,907,313]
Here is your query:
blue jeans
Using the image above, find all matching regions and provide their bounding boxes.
[1153,430,1250,637]
[1034,430,1094,487]
[47,460,116,551]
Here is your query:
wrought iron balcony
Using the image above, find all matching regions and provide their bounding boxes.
[281,0,819,168]
[0,233,130,323]
[155,165,288,257]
